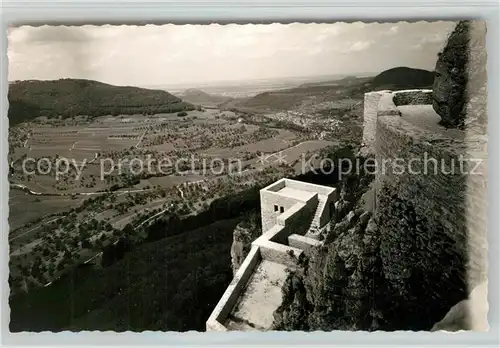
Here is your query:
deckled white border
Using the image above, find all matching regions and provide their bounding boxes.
[1,0,498,346]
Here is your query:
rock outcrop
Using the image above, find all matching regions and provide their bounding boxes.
[463,20,488,134]
[273,155,385,331]
[273,210,382,331]
[432,21,470,128]
[273,152,477,331]
[433,20,487,130]
[429,19,488,331]
[273,20,488,332]
[230,213,262,275]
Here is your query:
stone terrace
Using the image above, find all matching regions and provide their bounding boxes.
[206,179,337,331]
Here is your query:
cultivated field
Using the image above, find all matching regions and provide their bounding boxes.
[8,104,341,293]
[9,190,83,232]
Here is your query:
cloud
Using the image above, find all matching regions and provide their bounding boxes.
[422,33,448,44]
[388,26,399,34]
[8,22,457,86]
[11,25,90,44]
[410,32,449,50]
[346,40,374,52]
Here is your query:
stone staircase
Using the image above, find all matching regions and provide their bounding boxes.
[207,179,338,332]
[307,195,327,235]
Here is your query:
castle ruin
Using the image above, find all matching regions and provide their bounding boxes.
[207,20,488,332]
[206,179,337,331]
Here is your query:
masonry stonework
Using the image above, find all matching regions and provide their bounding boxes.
[362,91,389,149]
[260,191,305,233]
[373,91,487,283]
[207,179,337,331]
[392,89,433,106]
[364,80,487,329]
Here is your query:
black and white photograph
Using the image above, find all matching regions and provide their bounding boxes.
[6,20,488,332]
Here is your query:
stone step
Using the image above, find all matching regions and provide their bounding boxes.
[314,204,325,213]
[308,197,328,232]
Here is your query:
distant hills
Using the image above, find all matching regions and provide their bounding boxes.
[222,67,435,112]
[219,77,371,112]
[8,67,435,125]
[8,79,194,125]
[370,66,435,91]
[175,88,232,108]
[298,75,369,88]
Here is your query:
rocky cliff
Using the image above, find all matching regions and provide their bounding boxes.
[433,20,487,130]
[429,19,489,331]
[272,152,473,331]
[272,154,387,330]
[230,213,262,275]
[272,20,488,332]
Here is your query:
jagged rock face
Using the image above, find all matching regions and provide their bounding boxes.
[273,208,382,331]
[274,21,488,332]
[431,20,488,330]
[273,179,468,331]
[432,21,470,128]
[273,155,382,331]
[463,20,488,134]
[433,20,487,130]
[375,183,468,329]
[230,214,261,275]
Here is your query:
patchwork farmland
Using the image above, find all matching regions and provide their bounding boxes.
[8,106,337,293]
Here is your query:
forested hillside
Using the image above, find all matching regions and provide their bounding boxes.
[370,66,435,90]
[8,79,194,125]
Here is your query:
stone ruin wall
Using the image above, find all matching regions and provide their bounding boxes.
[272,202,317,245]
[364,21,488,293]
[374,108,487,291]
[260,190,307,233]
[363,20,488,329]
[362,90,388,149]
[265,20,487,333]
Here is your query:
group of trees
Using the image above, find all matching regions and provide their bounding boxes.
[10,211,121,294]
[9,143,350,331]
[9,217,240,332]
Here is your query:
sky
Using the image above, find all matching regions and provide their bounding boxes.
[8,21,456,87]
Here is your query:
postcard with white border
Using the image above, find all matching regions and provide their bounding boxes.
[6,20,488,333]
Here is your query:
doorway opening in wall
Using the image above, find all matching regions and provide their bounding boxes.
[274,205,279,212]
[280,206,284,213]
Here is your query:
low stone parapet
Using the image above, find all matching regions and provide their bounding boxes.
[377,92,401,117]
[393,89,433,106]
[253,239,303,268]
[206,246,261,331]
[288,234,322,256]
[363,90,391,148]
